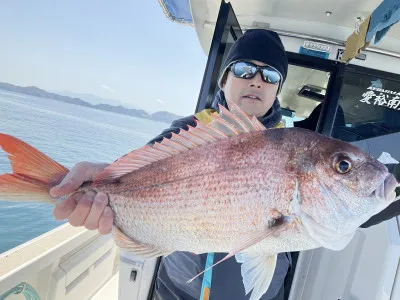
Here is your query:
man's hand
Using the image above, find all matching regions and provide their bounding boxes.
[50,161,114,235]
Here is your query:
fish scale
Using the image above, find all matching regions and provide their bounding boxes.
[101,162,306,254]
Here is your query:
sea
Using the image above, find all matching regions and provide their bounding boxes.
[0,90,172,254]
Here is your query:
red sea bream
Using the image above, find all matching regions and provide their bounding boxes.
[0,101,398,300]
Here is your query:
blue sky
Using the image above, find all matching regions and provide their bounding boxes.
[0,1,207,116]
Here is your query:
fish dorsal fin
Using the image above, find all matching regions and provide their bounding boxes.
[222,101,266,131]
[251,115,266,131]
[94,100,265,183]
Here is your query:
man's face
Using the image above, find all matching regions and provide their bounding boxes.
[222,60,280,117]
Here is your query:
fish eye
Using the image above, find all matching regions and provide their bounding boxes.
[334,159,352,174]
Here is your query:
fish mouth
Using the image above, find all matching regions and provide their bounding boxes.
[372,173,398,203]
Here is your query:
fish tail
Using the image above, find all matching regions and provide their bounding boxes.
[0,133,69,203]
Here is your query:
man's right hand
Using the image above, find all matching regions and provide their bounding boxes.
[50,161,114,235]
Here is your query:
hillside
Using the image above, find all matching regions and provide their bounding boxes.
[0,82,182,124]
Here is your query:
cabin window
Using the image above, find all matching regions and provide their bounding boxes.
[331,70,400,177]
[332,71,400,141]
[280,65,330,128]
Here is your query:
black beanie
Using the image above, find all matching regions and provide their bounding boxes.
[218,29,288,90]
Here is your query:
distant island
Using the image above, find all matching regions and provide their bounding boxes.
[0,82,183,124]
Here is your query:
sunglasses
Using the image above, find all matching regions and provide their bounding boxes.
[229,61,282,85]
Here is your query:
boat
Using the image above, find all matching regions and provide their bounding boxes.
[1,0,399,299]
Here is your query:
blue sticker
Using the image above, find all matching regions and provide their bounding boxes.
[299,46,330,59]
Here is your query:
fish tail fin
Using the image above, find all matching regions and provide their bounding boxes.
[0,133,69,203]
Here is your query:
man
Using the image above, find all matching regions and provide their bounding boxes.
[147,30,290,300]
[50,29,399,299]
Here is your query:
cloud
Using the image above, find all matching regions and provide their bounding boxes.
[101,84,116,93]
[156,99,164,104]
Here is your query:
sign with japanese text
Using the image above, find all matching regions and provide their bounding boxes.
[360,86,400,110]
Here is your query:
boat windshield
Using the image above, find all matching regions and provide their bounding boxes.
[332,69,400,173]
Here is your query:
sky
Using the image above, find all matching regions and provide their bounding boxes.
[0,1,208,116]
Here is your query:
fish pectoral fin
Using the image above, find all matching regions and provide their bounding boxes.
[235,252,277,300]
[186,219,288,284]
[112,226,172,258]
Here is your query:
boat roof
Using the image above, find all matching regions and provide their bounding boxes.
[159,0,400,56]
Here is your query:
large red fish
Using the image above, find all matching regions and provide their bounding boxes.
[0,101,398,300]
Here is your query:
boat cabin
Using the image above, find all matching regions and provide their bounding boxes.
[154,1,400,299]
